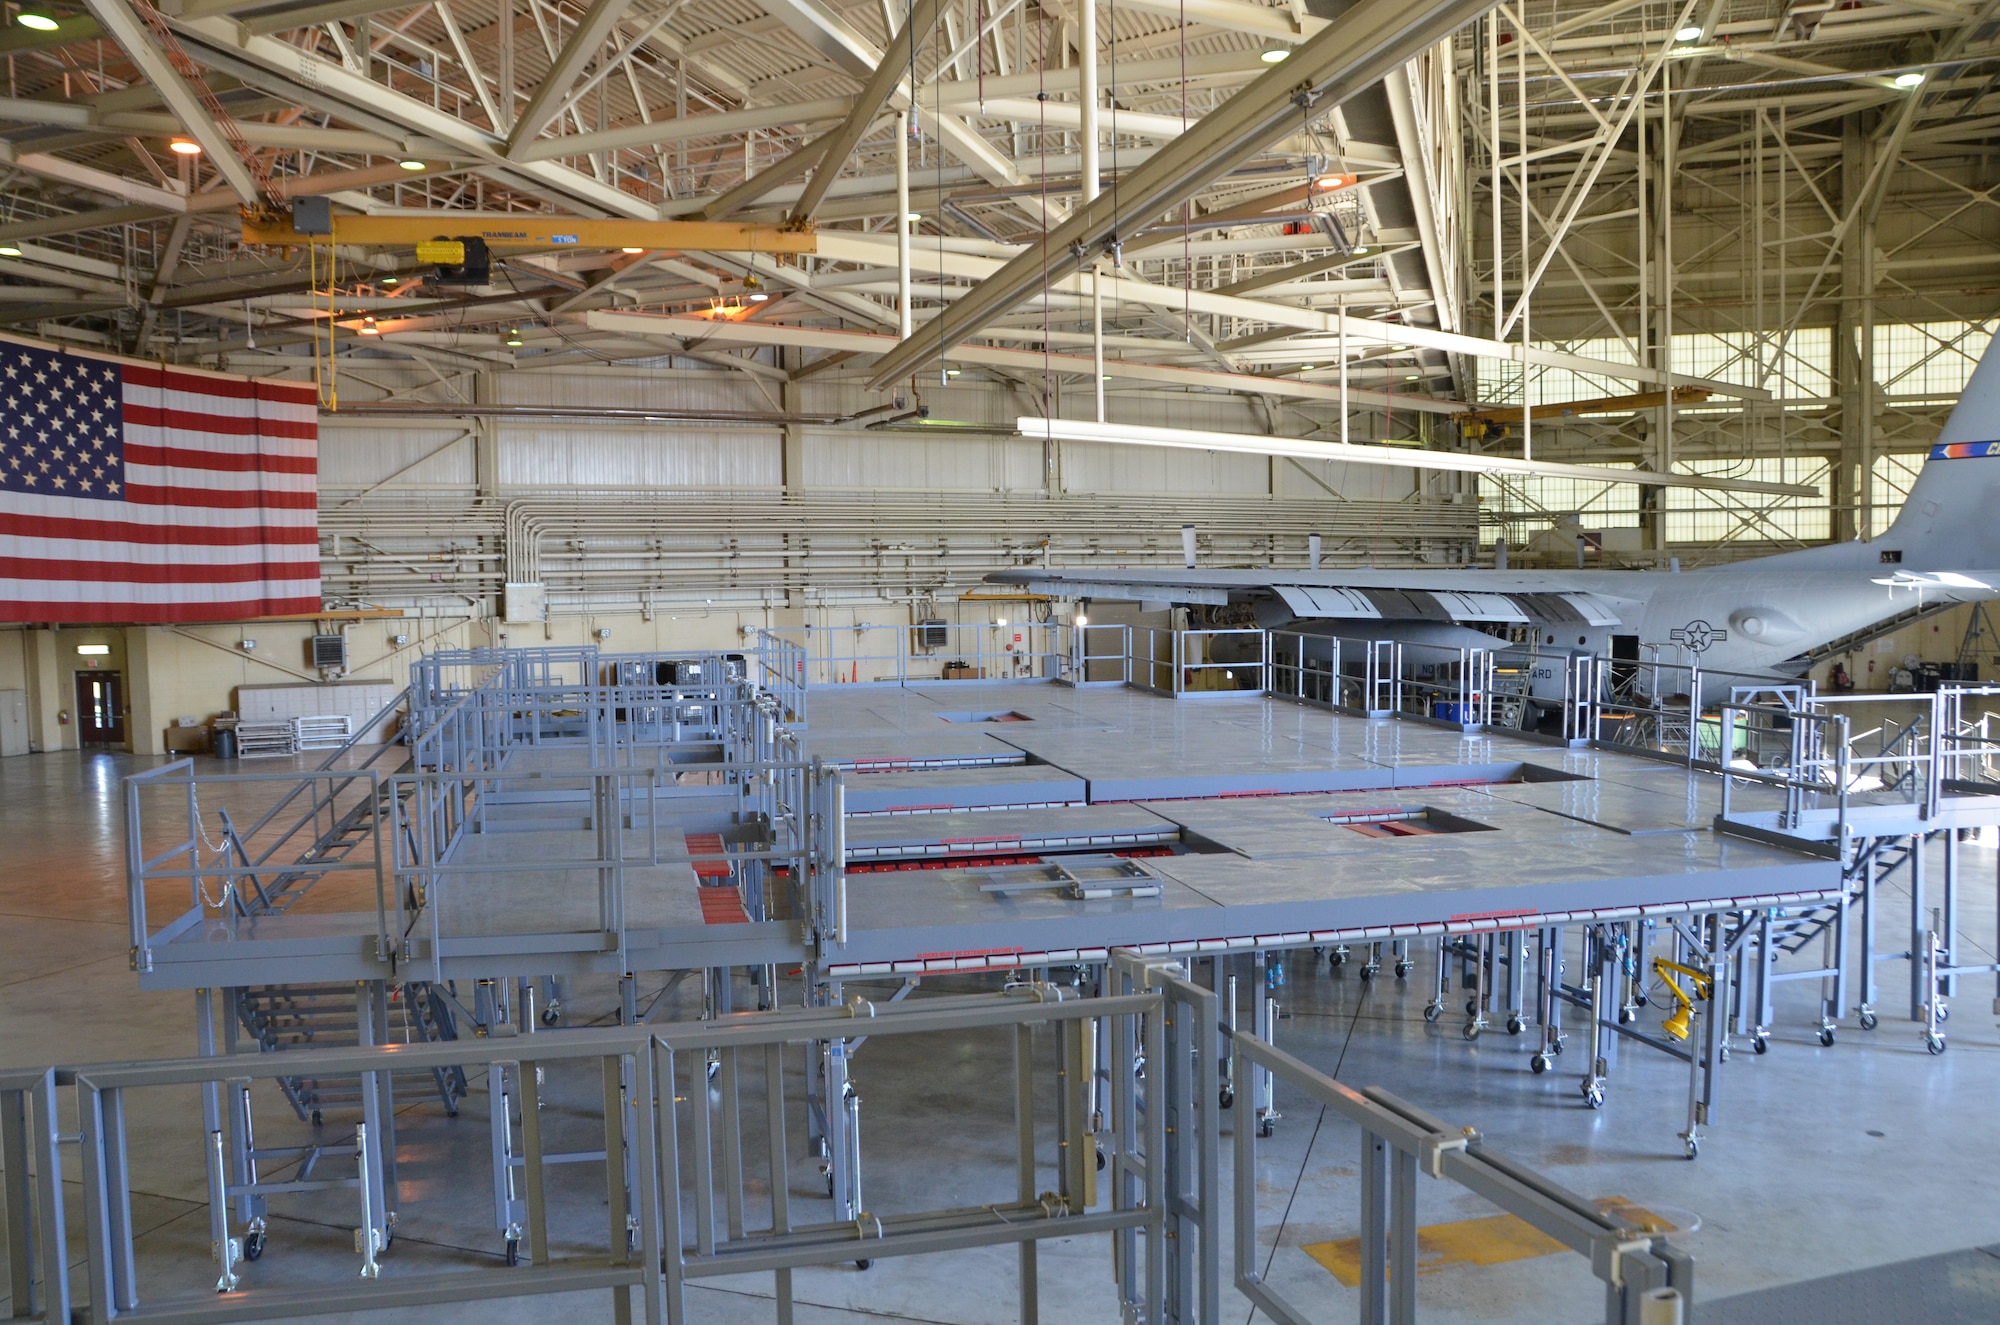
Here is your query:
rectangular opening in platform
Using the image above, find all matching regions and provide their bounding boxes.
[1316,806,1496,838]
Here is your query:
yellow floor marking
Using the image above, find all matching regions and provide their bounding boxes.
[1301,1198,1664,1287]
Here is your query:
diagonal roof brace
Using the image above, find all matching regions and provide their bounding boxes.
[863,0,1496,391]
[787,0,948,226]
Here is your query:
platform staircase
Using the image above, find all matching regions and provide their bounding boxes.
[234,982,469,1122]
[1740,835,1916,961]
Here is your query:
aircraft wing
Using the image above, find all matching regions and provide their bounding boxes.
[985,566,1641,629]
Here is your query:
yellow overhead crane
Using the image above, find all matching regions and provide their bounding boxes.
[240,213,819,255]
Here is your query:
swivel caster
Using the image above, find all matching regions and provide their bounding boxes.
[1465,998,1478,1016]
[856,1260,872,1271]
[1818,1026,1836,1048]
[1256,1117,1275,1139]
[1617,1008,1632,1025]
[1858,1009,1880,1031]
[243,1229,266,1262]
[1936,1004,1950,1024]
[1682,1135,1700,1161]
[1581,1081,1604,1110]
[1219,1086,1235,1110]
[1925,1032,1947,1055]
[1752,1033,1769,1055]
[1461,1022,1481,1042]
[504,1238,521,1267]
[1095,1146,1107,1172]
[541,1003,562,1026]
[1422,1001,1443,1024]
[1330,950,1347,969]
[1395,960,1412,979]
[706,1059,721,1082]
[1529,1053,1551,1075]
[1505,1015,1524,1036]
[309,1109,323,1127]
[1359,963,1377,982]
[825,1172,835,1198]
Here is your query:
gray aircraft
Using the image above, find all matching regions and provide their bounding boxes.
[990,342,2000,706]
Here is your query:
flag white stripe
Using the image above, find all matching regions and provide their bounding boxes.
[0,577,322,605]
[120,461,317,493]
[0,532,318,565]
[0,490,318,525]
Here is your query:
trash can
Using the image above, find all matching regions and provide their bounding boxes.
[211,727,238,760]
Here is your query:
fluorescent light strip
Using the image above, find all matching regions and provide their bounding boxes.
[1015,418,1820,498]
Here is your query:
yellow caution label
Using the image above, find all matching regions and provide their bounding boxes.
[415,239,466,265]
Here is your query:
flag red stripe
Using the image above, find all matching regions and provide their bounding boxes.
[122,403,318,443]
[0,512,320,546]
[0,596,322,623]
[122,440,318,475]
[119,362,318,406]
[123,483,318,510]
[0,555,316,585]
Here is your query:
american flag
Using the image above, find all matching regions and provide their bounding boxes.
[0,336,319,622]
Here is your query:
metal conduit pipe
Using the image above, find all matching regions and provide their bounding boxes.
[316,490,1473,607]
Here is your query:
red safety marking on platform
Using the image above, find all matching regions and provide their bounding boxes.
[697,885,751,925]
[685,832,731,879]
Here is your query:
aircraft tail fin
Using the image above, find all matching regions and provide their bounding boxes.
[1874,333,2000,569]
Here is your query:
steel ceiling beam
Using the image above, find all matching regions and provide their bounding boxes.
[788,0,947,225]
[82,0,264,204]
[505,0,640,157]
[864,0,1497,390]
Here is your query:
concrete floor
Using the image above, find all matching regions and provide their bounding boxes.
[2,746,1997,1324]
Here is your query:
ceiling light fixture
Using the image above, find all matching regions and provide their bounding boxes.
[0,245,20,258]
[1260,47,1289,62]
[14,11,57,30]
[1351,245,1369,254]
[379,275,398,285]
[505,329,524,347]
[1299,364,1316,371]
[398,158,425,170]
[169,137,202,155]
[1674,25,1702,41]
[1405,373,1420,381]
[359,315,379,335]
[904,212,921,222]
[621,246,646,254]
[1893,71,1924,88]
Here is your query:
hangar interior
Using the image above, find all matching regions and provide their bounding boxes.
[4,0,2000,1322]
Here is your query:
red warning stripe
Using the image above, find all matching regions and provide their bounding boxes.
[685,832,732,879]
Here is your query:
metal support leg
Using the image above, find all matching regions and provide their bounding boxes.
[1909,833,1929,1022]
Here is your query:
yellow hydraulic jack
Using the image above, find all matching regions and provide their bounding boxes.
[1652,958,1713,1042]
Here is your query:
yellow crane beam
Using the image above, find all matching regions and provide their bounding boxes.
[241,213,818,254]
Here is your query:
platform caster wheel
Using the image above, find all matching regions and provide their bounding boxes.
[541,1006,561,1026]
[504,1238,520,1267]
[1219,1086,1235,1110]
[309,1109,323,1127]
[1465,998,1478,1016]
[1683,1136,1699,1161]
[1256,1118,1275,1139]
[1096,1146,1107,1172]
[855,1260,872,1271]
[243,1231,265,1262]
[706,1059,721,1082]
[1818,1027,1837,1048]
[1936,1004,1950,1024]
[1359,964,1377,982]
[1858,1009,1879,1031]
[1461,1022,1481,1042]
[1395,961,1412,979]
[1549,1037,1564,1057]
[1422,1002,1443,1024]
[1530,1053,1551,1075]
[1925,1032,1947,1055]
[1617,1008,1633,1025]
[1752,1034,1769,1055]
[1505,1015,1524,1036]
[1329,952,1346,969]
[825,1173,836,1197]
[1582,1083,1605,1110]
